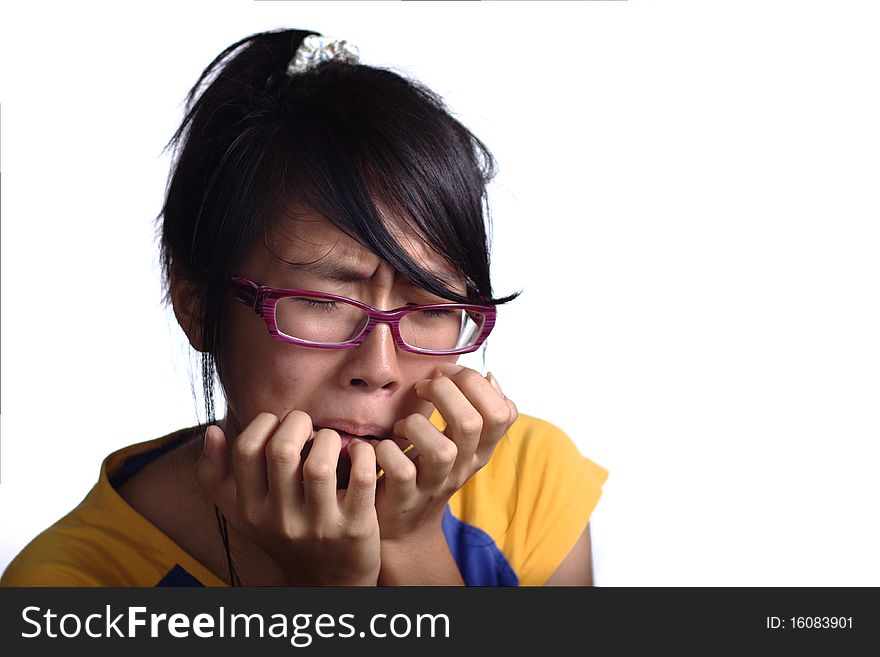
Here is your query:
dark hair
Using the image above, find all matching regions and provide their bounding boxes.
[155,28,521,583]
[158,27,519,424]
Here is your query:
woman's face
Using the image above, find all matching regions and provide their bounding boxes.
[214,205,463,480]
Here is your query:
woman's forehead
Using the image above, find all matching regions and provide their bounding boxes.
[261,206,463,287]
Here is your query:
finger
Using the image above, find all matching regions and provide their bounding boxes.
[342,439,378,521]
[194,424,238,521]
[473,395,519,465]
[230,413,277,520]
[374,439,417,502]
[487,371,507,400]
[392,413,456,490]
[265,410,314,516]
[414,371,484,464]
[438,368,514,470]
[474,372,517,462]
[302,428,341,519]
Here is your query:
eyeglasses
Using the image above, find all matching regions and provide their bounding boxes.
[228,275,496,356]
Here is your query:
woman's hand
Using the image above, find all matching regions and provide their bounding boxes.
[373,364,518,545]
[194,410,381,586]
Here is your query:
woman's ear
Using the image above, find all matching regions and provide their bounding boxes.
[170,262,207,353]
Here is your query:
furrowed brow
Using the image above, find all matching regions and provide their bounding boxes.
[290,258,461,288]
[290,260,374,283]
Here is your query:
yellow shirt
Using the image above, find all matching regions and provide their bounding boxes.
[1,410,608,586]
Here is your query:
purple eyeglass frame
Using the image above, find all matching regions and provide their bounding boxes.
[228,275,497,356]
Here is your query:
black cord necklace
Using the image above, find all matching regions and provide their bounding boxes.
[214,505,241,586]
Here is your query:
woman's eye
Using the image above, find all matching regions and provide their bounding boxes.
[405,303,459,319]
[300,299,339,310]
[420,308,455,317]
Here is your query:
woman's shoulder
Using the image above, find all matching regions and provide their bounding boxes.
[112,425,205,523]
[110,426,228,584]
[487,411,609,485]
[0,486,109,586]
[446,410,609,585]
[430,407,595,459]
[503,411,580,446]
[1,426,223,587]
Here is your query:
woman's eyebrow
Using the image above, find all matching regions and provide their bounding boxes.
[288,258,459,286]
[288,259,375,283]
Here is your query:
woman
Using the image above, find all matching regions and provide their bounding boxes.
[1,28,608,586]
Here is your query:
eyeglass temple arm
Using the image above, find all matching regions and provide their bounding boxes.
[229,276,262,314]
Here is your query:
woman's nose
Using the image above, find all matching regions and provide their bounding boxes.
[344,321,402,391]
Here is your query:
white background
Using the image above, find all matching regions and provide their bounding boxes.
[1,0,878,586]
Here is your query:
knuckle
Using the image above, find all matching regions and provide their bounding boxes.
[275,513,301,542]
[386,461,417,484]
[399,413,420,431]
[457,412,483,436]
[475,451,492,470]
[303,459,335,482]
[431,376,455,394]
[342,522,369,540]
[267,506,290,535]
[457,368,482,385]
[400,413,428,436]
[489,402,513,427]
[279,522,298,543]
[266,438,302,466]
[307,523,331,542]
[233,435,264,462]
[441,375,462,390]
[348,464,377,488]
[433,441,458,466]
[312,518,344,542]
[238,502,262,529]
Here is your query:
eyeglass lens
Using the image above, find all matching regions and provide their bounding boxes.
[273,297,487,352]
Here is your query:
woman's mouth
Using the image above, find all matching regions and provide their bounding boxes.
[301,426,399,489]
[311,425,395,452]
[338,431,371,453]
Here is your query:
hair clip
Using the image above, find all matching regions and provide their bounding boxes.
[286,34,360,76]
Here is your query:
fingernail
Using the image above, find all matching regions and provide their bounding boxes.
[414,378,432,390]
[487,372,506,399]
[203,426,213,456]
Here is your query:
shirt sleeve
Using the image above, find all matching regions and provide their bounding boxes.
[510,418,609,585]
[1,534,106,587]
